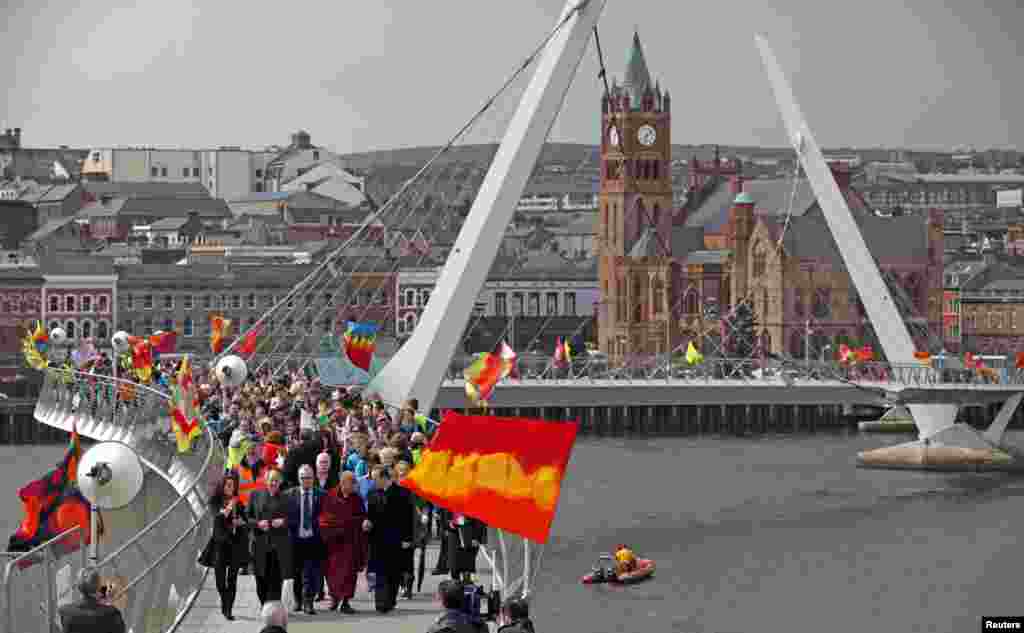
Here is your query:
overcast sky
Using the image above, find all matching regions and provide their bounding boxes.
[3,0,1020,153]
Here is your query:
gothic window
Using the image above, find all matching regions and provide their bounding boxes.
[752,243,767,278]
[762,289,769,318]
[812,288,832,319]
[790,330,804,357]
[653,279,664,314]
[685,291,698,315]
[794,288,805,317]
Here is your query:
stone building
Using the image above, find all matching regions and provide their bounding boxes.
[596,33,945,360]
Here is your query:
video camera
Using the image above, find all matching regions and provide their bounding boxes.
[462,582,501,622]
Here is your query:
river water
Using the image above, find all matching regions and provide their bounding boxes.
[4,431,1023,632]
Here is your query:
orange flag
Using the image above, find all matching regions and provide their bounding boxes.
[238,324,263,358]
[399,411,578,543]
[209,315,232,354]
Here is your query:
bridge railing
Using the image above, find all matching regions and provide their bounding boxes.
[14,368,222,633]
[2,527,88,633]
[441,356,1024,387]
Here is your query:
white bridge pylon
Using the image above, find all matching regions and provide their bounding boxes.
[369,0,608,412]
[754,34,959,441]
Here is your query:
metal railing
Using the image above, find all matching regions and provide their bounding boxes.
[438,356,1024,388]
[2,527,88,633]
[8,368,223,633]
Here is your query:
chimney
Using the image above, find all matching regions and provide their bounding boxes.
[828,162,851,190]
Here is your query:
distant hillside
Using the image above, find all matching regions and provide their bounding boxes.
[341,142,810,172]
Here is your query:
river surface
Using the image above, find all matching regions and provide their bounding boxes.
[4,431,1024,632]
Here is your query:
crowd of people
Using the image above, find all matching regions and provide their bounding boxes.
[189,360,518,631]
[56,353,538,632]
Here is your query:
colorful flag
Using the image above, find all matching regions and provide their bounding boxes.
[9,422,94,556]
[856,345,874,363]
[169,356,202,454]
[399,411,578,544]
[553,338,573,368]
[464,342,516,406]
[71,338,99,369]
[21,321,49,370]
[210,315,232,355]
[343,321,378,372]
[913,350,931,364]
[149,330,178,355]
[131,338,154,383]
[237,323,263,358]
[838,343,855,364]
[685,341,703,365]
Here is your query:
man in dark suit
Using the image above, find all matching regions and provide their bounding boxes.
[247,468,293,606]
[286,464,326,615]
[365,466,415,613]
[58,567,126,633]
[282,429,321,488]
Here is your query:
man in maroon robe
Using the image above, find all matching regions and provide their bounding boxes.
[318,471,367,613]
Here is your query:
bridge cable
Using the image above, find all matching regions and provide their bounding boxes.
[218,1,589,364]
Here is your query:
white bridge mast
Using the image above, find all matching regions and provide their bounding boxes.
[370,0,607,412]
[754,35,958,440]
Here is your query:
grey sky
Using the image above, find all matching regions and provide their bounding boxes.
[4,0,1020,153]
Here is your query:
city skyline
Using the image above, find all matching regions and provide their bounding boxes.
[4,0,1022,153]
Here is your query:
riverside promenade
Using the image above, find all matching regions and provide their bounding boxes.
[177,543,496,633]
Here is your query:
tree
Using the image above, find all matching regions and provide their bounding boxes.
[723,300,758,359]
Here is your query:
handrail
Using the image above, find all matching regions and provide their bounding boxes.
[1,526,83,583]
[19,367,221,633]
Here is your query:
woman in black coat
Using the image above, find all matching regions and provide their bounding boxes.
[210,472,250,621]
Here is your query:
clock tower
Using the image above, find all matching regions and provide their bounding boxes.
[597,31,674,357]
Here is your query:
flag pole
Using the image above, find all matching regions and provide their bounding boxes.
[523,538,531,598]
[89,503,100,565]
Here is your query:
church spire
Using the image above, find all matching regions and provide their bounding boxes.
[623,30,653,109]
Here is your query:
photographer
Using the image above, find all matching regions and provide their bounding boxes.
[58,567,126,633]
[425,580,488,633]
[497,596,536,633]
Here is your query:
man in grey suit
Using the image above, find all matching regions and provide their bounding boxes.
[286,464,326,615]
[59,567,126,633]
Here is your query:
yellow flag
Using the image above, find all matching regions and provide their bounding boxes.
[686,341,704,366]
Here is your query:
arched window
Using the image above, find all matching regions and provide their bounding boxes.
[49,296,59,312]
[81,296,92,312]
[685,291,698,315]
[65,296,75,312]
[81,320,92,340]
[790,329,804,357]
[65,320,76,339]
[404,313,416,332]
[97,295,109,313]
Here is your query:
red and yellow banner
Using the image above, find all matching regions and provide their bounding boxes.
[399,411,577,543]
[210,315,232,354]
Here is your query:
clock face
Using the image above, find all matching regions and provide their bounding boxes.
[637,124,657,146]
[609,126,620,147]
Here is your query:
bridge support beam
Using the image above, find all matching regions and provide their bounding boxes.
[369,0,607,412]
[982,393,1023,446]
